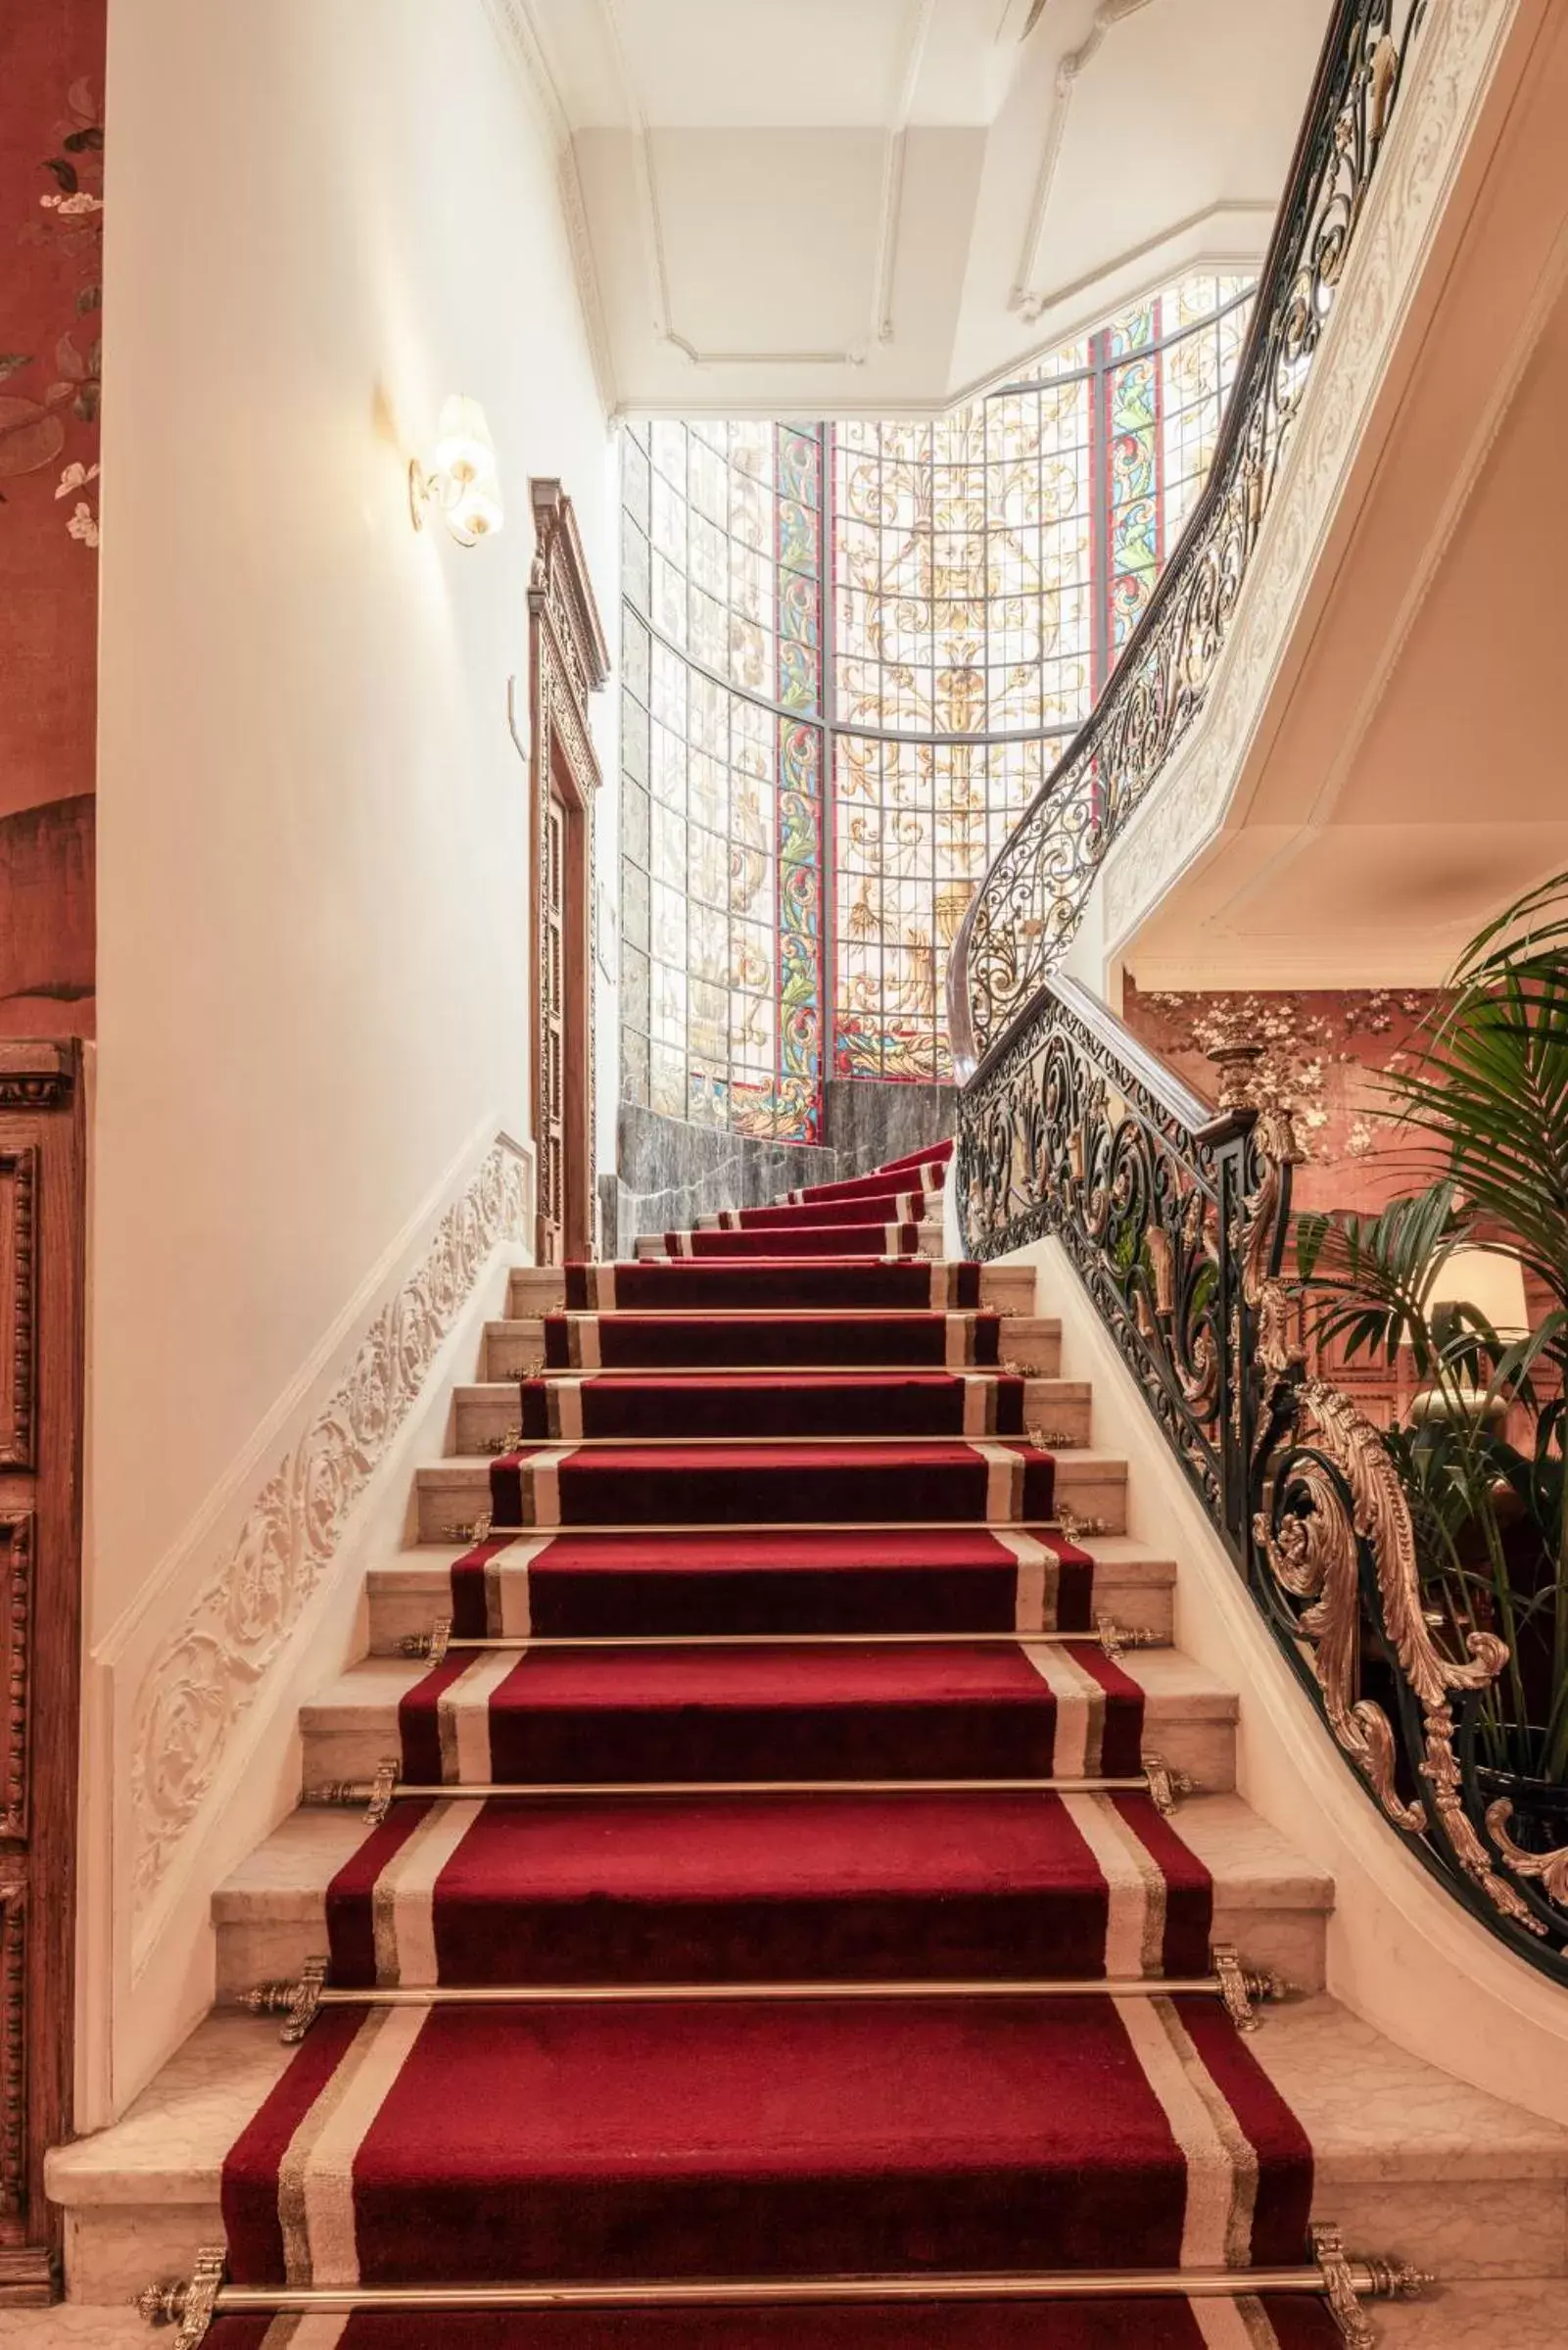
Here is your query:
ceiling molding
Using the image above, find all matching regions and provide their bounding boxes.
[1010,0,1161,318]
[481,0,617,410]
[595,0,934,369]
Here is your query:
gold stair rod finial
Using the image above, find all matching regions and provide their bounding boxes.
[1141,1751,1194,1816]
[1310,2221,1433,2347]
[1094,1613,1154,1659]
[244,1953,327,2044]
[135,2244,225,2344]
[401,1615,453,1665]
[1210,1942,1293,2033]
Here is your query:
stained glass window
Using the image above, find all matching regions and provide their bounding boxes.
[830,272,1253,1082]
[620,422,825,1142]
[618,273,1253,1128]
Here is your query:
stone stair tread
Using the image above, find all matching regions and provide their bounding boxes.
[46,1996,1568,2210]
[373,1533,1179,1578]
[213,1788,1329,1924]
[300,1643,1240,1722]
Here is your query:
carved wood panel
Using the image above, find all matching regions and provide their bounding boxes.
[528,479,609,1266]
[0,1043,83,2303]
[0,1153,37,1472]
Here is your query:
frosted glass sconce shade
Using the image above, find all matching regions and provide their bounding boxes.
[410,395,504,547]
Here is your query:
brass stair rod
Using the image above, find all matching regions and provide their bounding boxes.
[443,1513,1111,1541]
[307,1752,1193,1825]
[137,2230,1433,2347]
[400,1615,1155,1661]
[247,1945,1287,2042]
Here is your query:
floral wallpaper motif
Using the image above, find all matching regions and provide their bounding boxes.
[0,5,106,1034]
[1122,981,1447,1214]
[2,72,102,539]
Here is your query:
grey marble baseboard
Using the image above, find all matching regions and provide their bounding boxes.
[606,1085,956,1250]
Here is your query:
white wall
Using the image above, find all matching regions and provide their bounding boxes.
[88,0,613,2105]
[94,0,611,1647]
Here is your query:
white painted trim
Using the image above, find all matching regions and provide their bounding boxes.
[1000,1231,1568,2130]
[1011,0,1162,318]
[616,202,1274,419]
[593,0,933,369]
[481,0,618,412]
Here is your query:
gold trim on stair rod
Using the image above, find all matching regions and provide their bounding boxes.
[136,2231,1434,2348]
[442,1515,1112,1543]
[246,1944,1290,2043]
[307,1753,1194,1825]
[472,1432,1081,1450]
[400,1616,1156,1662]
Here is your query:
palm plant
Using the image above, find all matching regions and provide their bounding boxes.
[1294,873,1568,1784]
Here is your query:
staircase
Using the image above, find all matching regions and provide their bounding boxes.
[48,1145,1568,2343]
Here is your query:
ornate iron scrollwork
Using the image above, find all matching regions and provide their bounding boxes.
[947,0,1427,1085]
[959,978,1568,1983]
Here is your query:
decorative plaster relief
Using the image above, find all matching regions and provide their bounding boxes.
[1101,0,1515,955]
[127,1139,529,1930]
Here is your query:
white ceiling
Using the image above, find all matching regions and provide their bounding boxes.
[1116,9,1568,992]
[500,0,1336,415]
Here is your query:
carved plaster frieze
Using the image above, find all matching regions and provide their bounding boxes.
[127,1140,529,1939]
[1100,0,1516,954]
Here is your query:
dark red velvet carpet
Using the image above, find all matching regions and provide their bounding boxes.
[517,1370,1029,1441]
[220,1143,1322,2324]
[488,1436,1056,1529]
[449,1526,1097,1638]
[223,1995,1312,2283]
[326,1788,1212,1988]
[541,1308,1005,1368]
[564,1260,980,1310]
[657,1221,927,1259]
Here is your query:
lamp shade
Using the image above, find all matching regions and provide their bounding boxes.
[434,394,496,485]
[1424,1246,1530,1338]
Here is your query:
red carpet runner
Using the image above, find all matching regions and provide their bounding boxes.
[220,1138,1334,2343]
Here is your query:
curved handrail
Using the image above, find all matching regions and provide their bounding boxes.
[947,0,1424,1084]
[956,979,1568,1984]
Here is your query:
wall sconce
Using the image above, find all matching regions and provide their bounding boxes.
[409,395,504,547]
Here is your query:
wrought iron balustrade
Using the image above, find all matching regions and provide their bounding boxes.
[956,983,1568,1982]
[947,0,1426,1085]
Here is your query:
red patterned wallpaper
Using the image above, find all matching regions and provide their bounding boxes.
[1122,980,1447,1215]
[0,1,104,1035]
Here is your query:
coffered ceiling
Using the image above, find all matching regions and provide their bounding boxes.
[493,0,1336,415]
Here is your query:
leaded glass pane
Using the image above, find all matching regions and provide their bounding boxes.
[619,273,1251,1118]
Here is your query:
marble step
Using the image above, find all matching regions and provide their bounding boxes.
[451,1377,1094,1457]
[634,1224,945,1262]
[209,1788,1334,2003]
[509,1263,1039,1318]
[483,1313,1065,1381]
[412,1445,1131,1545]
[47,1995,1568,2303]
[294,1644,1237,1793]
[365,1532,1181,1653]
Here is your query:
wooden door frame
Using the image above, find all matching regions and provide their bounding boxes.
[527,479,610,1265]
[0,1042,84,2304]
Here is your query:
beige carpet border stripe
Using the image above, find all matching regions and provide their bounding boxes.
[372,1798,483,1986]
[438,1649,524,1785]
[1017,1638,1104,1775]
[1116,1994,1255,2270]
[1061,1791,1165,1977]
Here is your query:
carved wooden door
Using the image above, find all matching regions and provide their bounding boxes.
[527,479,609,1267]
[0,1043,84,2304]
[540,791,568,1260]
